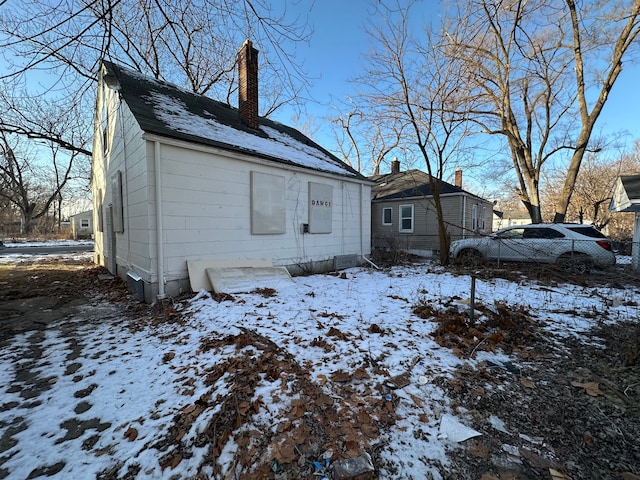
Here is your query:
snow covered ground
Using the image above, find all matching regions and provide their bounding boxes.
[0,253,638,479]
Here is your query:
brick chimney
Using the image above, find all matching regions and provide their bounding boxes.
[238,39,259,129]
[391,157,400,174]
[454,168,462,188]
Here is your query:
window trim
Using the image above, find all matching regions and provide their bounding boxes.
[382,207,392,226]
[399,204,414,233]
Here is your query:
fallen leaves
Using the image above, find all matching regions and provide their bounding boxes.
[151,328,391,478]
[520,377,536,389]
[570,381,603,397]
[123,426,138,441]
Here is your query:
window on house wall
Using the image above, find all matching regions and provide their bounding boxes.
[472,203,487,231]
[102,92,109,155]
[382,207,392,226]
[399,204,414,233]
[250,171,286,234]
[81,219,90,228]
[472,204,478,231]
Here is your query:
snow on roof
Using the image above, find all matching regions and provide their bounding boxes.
[103,61,365,180]
[146,91,355,176]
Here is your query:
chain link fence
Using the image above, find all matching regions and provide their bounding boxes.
[372,233,640,276]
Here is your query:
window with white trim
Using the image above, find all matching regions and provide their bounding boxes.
[472,204,478,231]
[382,207,392,226]
[472,203,487,231]
[399,204,414,233]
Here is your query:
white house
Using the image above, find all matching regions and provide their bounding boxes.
[609,174,640,270]
[70,210,93,239]
[91,41,372,301]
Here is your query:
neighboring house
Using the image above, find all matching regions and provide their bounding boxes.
[91,41,372,302]
[70,210,93,239]
[492,208,532,231]
[370,162,493,257]
[609,174,640,269]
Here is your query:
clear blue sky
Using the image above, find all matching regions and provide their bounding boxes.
[272,0,640,172]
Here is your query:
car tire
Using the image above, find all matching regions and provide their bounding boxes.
[455,249,483,268]
[557,253,592,274]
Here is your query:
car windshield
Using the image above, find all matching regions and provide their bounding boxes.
[566,226,607,239]
[495,228,525,239]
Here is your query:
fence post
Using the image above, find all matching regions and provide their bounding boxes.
[469,275,476,327]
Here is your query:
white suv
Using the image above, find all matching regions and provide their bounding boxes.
[449,223,616,271]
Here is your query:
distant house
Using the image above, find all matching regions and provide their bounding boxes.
[91,41,372,302]
[492,208,531,231]
[70,210,93,239]
[370,161,493,257]
[609,174,640,269]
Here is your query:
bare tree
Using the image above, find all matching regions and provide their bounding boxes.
[0,132,78,234]
[356,0,473,264]
[544,140,640,230]
[331,101,405,175]
[0,0,311,180]
[0,0,312,232]
[443,0,640,223]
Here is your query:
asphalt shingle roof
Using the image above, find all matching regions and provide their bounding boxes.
[102,61,366,180]
[370,169,479,200]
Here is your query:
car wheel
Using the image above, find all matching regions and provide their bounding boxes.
[557,253,592,274]
[456,249,483,268]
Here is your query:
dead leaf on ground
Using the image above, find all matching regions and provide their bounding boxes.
[480,474,500,480]
[160,453,182,470]
[330,370,351,382]
[386,372,410,389]
[353,366,370,379]
[124,426,138,441]
[469,441,490,459]
[549,468,572,479]
[620,473,640,480]
[519,447,554,469]
[520,377,536,389]
[571,381,603,397]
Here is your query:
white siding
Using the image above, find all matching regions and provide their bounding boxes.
[92,79,152,279]
[155,143,370,282]
[93,72,371,300]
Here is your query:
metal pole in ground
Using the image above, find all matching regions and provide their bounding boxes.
[469,274,476,327]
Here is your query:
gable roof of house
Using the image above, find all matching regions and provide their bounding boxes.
[609,174,640,212]
[101,61,367,180]
[370,169,486,201]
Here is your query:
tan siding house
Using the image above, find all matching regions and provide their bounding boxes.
[371,164,493,257]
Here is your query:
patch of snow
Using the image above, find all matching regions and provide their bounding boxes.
[0,258,638,478]
[146,92,356,177]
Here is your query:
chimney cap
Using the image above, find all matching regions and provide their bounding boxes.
[391,157,401,174]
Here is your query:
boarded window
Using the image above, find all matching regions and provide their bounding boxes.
[308,182,333,233]
[250,171,286,234]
